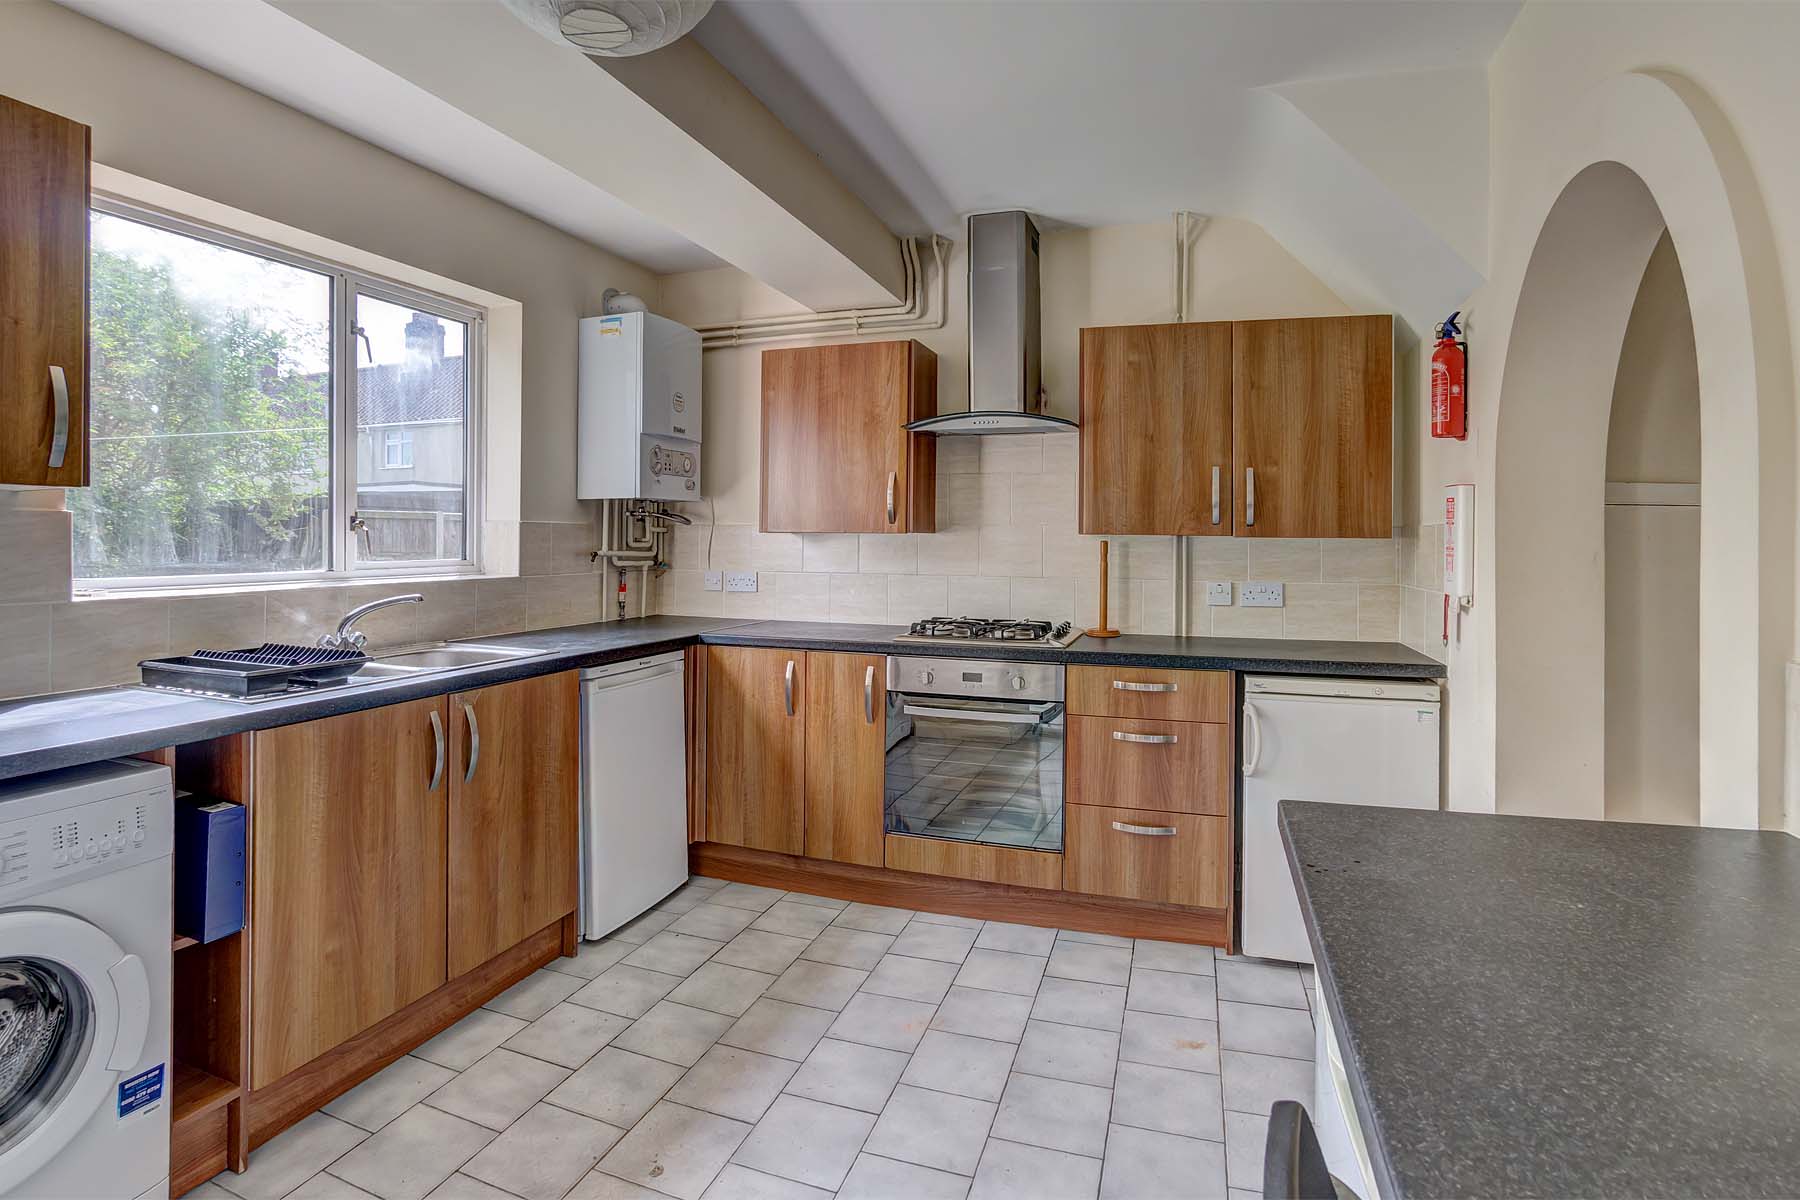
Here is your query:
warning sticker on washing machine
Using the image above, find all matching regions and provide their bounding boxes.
[117,1064,165,1118]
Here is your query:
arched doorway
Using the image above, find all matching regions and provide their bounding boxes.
[1486,73,1792,830]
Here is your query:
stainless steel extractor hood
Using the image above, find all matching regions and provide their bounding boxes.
[906,211,1077,435]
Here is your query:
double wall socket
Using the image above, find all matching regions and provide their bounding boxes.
[1240,582,1285,608]
[724,572,759,593]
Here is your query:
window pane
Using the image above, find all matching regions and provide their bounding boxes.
[74,212,332,581]
[353,295,467,564]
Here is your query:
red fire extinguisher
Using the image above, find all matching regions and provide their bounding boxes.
[1430,312,1467,440]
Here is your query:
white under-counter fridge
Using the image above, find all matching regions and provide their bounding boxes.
[1240,674,1441,964]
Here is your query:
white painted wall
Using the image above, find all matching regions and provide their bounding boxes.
[1414,3,1799,830]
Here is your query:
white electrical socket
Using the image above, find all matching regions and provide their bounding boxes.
[724,571,759,594]
[1240,582,1285,608]
[1205,581,1233,606]
[703,571,723,592]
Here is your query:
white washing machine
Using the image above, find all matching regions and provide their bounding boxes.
[0,759,173,1200]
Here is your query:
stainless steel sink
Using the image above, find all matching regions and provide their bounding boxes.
[349,641,549,679]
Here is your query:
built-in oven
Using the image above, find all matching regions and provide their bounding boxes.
[883,655,1065,852]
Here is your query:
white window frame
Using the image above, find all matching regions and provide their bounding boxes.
[381,427,413,469]
[79,195,485,591]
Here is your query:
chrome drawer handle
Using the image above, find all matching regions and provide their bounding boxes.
[1111,820,1177,837]
[428,709,445,792]
[886,471,897,524]
[462,701,481,784]
[1246,467,1256,526]
[1211,465,1221,525]
[784,659,796,716]
[48,365,69,469]
[1113,680,1178,693]
[864,664,876,723]
[1113,731,1178,745]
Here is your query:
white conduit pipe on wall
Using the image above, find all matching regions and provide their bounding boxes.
[1171,211,1205,636]
[696,235,951,349]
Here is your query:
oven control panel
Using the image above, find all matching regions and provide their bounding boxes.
[886,655,1063,703]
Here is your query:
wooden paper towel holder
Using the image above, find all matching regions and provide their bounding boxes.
[1085,540,1121,638]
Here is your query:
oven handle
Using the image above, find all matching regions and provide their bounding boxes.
[899,700,1063,725]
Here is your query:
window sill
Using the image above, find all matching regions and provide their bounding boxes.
[73,571,501,602]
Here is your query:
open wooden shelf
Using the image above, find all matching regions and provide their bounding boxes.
[172,934,199,952]
[172,1060,239,1125]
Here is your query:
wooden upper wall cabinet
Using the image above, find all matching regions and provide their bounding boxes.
[0,94,90,487]
[1080,321,1232,536]
[761,340,937,534]
[1233,315,1394,538]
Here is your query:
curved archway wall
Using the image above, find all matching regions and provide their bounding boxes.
[1449,67,1794,830]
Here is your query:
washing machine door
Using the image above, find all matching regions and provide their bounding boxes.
[0,909,151,1190]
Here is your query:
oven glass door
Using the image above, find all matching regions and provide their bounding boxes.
[884,693,1064,851]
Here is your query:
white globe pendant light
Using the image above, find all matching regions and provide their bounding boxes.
[503,0,714,57]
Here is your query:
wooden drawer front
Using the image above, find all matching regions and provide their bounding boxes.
[1066,716,1228,815]
[1064,804,1229,909]
[1067,665,1231,722]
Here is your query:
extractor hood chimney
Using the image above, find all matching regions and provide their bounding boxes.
[906,211,1076,435]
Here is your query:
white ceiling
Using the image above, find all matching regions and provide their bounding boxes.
[695,0,1522,237]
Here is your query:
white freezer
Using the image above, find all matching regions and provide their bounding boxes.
[1240,675,1441,964]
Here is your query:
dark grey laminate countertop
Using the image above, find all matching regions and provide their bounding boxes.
[707,621,1446,676]
[0,617,1440,783]
[1279,801,1800,1200]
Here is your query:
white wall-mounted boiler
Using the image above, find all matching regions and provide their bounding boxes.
[577,311,702,501]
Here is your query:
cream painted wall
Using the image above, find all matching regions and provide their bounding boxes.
[1604,232,1702,825]
[0,0,657,527]
[1413,2,1799,829]
[653,219,1415,643]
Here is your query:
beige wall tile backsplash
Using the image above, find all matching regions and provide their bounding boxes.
[656,432,1417,647]
[0,497,617,699]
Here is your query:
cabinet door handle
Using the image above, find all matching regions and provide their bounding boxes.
[48,365,69,470]
[886,471,897,524]
[864,664,876,724]
[428,709,445,792]
[1113,730,1179,745]
[462,701,481,784]
[1113,680,1178,693]
[784,659,796,716]
[1245,467,1256,527]
[1211,465,1221,525]
[1111,820,1177,837]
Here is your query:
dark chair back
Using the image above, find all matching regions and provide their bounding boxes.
[1264,1100,1339,1200]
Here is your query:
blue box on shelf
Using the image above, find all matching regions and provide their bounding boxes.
[174,794,245,944]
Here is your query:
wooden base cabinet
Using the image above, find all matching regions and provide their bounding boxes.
[249,698,448,1088]
[249,674,581,1089]
[706,646,807,854]
[804,652,886,867]
[448,673,581,977]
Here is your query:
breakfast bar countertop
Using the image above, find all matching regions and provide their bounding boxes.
[1280,800,1800,1200]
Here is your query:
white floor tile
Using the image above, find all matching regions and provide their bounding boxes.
[731,1094,876,1191]
[216,1112,368,1200]
[461,1102,625,1200]
[719,997,839,1061]
[1215,960,1307,1009]
[324,1057,456,1133]
[1099,1124,1226,1200]
[827,992,938,1053]
[622,932,728,978]
[503,1002,634,1069]
[838,1153,972,1200]
[331,1105,495,1200]
[990,1073,1111,1158]
[667,962,778,1018]
[861,953,960,1004]
[595,1101,753,1200]
[1013,1021,1118,1088]
[901,1029,1017,1101]
[701,1164,833,1200]
[424,1048,568,1132]
[955,949,1048,997]
[667,1045,800,1123]
[784,1037,909,1113]
[1111,1060,1225,1141]
[547,1046,686,1128]
[1125,967,1218,1019]
[1218,1000,1315,1060]
[932,987,1034,1043]
[762,960,869,1012]
[862,1084,996,1176]
[967,1139,1101,1200]
[1119,1011,1221,1075]
[484,969,585,1021]
[414,1010,529,1072]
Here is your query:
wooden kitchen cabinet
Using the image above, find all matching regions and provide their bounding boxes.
[1066,716,1229,816]
[707,646,807,853]
[0,94,89,487]
[447,672,580,977]
[761,339,937,533]
[249,697,448,1088]
[1233,315,1393,538]
[1079,321,1232,535]
[1064,804,1230,909]
[804,651,886,867]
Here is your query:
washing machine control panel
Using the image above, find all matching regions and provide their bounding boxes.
[0,786,171,898]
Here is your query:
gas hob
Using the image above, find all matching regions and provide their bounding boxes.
[895,617,1081,648]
